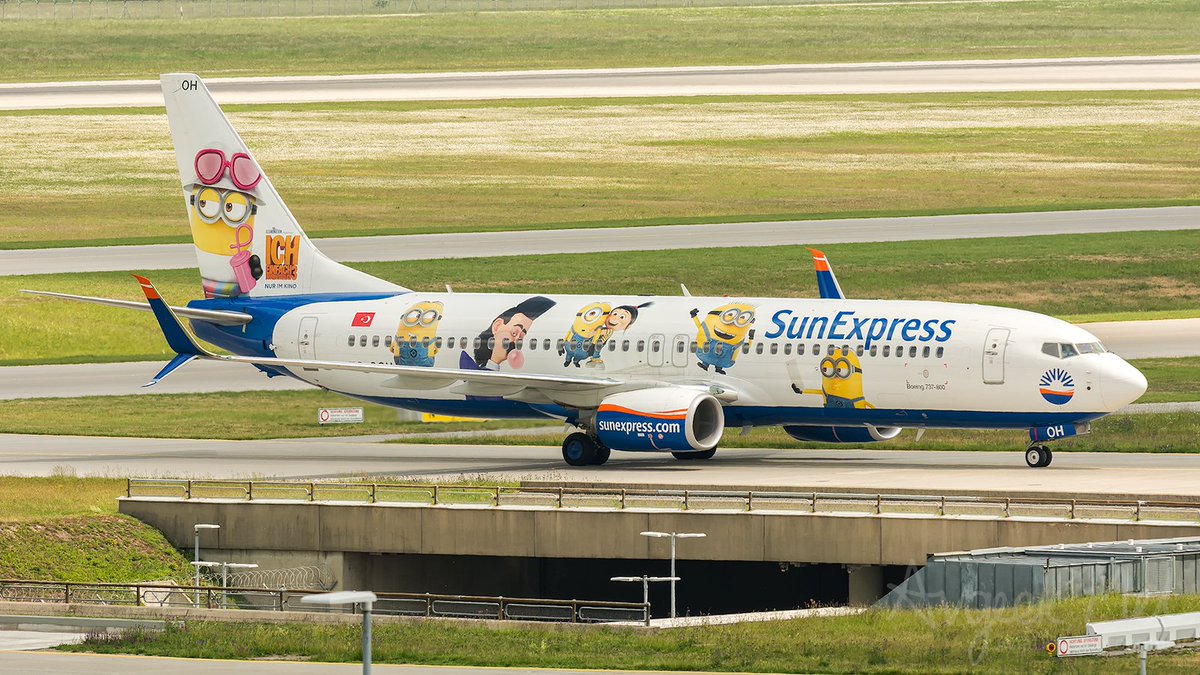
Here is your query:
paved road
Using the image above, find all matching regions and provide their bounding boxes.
[3,56,1200,110]
[1,317,1192,400]
[3,434,1200,499]
[0,652,591,674]
[4,206,1197,277]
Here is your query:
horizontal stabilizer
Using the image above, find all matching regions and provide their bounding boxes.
[143,353,197,387]
[21,289,252,326]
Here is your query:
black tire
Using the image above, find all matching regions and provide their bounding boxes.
[591,443,612,466]
[672,448,717,461]
[1025,445,1052,468]
[562,432,597,467]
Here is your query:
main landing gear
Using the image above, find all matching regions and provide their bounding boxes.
[1025,444,1053,468]
[562,432,611,467]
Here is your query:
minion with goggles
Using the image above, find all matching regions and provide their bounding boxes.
[391,301,444,367]
[559,302,610,367]
[690,302,756,374]
[793,347,875,409]
[187,147,264,299]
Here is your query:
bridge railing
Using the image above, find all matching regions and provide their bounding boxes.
[0,579,648,624]
[125,478,1200,524]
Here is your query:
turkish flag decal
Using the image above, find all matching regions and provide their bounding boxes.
[352,312,375,327]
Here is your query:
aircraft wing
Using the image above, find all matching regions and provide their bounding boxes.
[132,275,629,395]
[807,248,845,300]
[21,289,253,326]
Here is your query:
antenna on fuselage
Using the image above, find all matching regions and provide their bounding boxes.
[445,284,454,293]
[680,284,692,297]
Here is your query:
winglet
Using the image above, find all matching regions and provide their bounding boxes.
[133,275,214,376]
[807,248,845,300]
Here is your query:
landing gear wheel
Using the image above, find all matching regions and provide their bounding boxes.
[562,432,598,467]
[591,443,611,466]
[671,448,717,461]
[1025,445,1053,468]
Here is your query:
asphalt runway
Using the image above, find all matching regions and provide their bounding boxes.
[3,56,1200,110]
[0,652,595,675]
[3,434,1199,499]
[4,206,1197,277]
[1,317,1192,400]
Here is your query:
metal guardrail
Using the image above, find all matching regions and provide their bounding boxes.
[0,580,648,624]
[125,478,1200,524]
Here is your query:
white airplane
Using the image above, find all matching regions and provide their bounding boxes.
[29,74,1148,468]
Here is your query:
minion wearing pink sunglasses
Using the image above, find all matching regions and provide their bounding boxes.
[188,147,264,299]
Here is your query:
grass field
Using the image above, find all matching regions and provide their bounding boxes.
[5,229,1198,365]
[0,390,544,439]
[3,1,1199,83]
[3,90,1200,248]
[61,594,1200,673]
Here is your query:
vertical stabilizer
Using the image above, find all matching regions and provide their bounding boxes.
[160,73,405,299]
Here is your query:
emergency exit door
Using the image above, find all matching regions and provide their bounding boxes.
[298,316,318,361]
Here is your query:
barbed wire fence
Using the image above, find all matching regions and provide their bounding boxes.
[0,0,844,21]
[202,565,335,591]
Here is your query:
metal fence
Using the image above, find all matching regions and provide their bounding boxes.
[0,579,648,624]
[0,0,864,20]
[125,478,1200,524]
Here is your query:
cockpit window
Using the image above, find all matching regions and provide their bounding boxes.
[1044,341,1106,359]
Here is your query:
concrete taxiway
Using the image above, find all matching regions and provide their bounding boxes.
[4,56,1200,110]
[3,434,1200,499]
[0,652,601,674]
[4,206,1197,277]
[1,316,1192,400]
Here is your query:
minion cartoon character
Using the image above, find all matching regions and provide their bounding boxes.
[392,301,444,367]
[690,303,755,374]
[792,347,875,409]
[188,147,264,299]
[559,302,610,367]
[589,302,652,367]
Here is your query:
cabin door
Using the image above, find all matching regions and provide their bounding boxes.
[298,316,318,360]
[982,327,1009,384]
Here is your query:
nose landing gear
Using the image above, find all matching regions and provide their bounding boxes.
[1025,444,1053,468]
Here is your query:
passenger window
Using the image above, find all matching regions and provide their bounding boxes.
[828,345,836,356]
[755,343,764,355]
[690,341,698,353]
[473,338,482,349]
[856,345,864,357]
[372,335,380,347]
[676,341,685,353]
[770,343,778,355]
[922,346,930,358]
[446,337,454,349]
[637,340,645,352]
[909,345,917,358]
[869,346,877,357]
[385,335,394,347]
[1042,342,1060,358]
[347,335,355,347]
[882,345,890,357]
[544,339,551,351]
[528,339,536,351]
[488,338,496,350]
[622,340,630,352]
[1060,343,1079,358]
[812,344,820,355]
[936,346,944,358]
[783,343,792,355]
[359,335,367,347]
[435,337,443,348]
[557,339,566,352]
[651,340,661,353]
[609,340,617,352]
[797,344,806,356]
[422,338,430,347]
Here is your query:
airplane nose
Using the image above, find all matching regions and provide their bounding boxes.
[1102,358,1148,410]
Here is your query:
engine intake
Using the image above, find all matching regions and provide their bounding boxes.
[782,425,902,444]
[595,388,724,452]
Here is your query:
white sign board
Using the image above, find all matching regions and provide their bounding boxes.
[1054,635,1103,657]
[317,407,364,425]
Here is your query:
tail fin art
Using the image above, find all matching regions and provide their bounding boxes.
[807,248,845,300]
[160,73,405,299]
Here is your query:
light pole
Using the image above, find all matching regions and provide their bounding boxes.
[220,562,259,609]
[611,576,678,626]
[192,523,220,606]
[301,591,378,675]
[641,530,705,618]
[189,561,219,608]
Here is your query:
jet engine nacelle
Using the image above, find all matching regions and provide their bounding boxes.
[595,388,724,452]
[782,425,902,444]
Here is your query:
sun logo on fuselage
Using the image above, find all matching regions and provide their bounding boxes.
[1039,368,1075,405]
